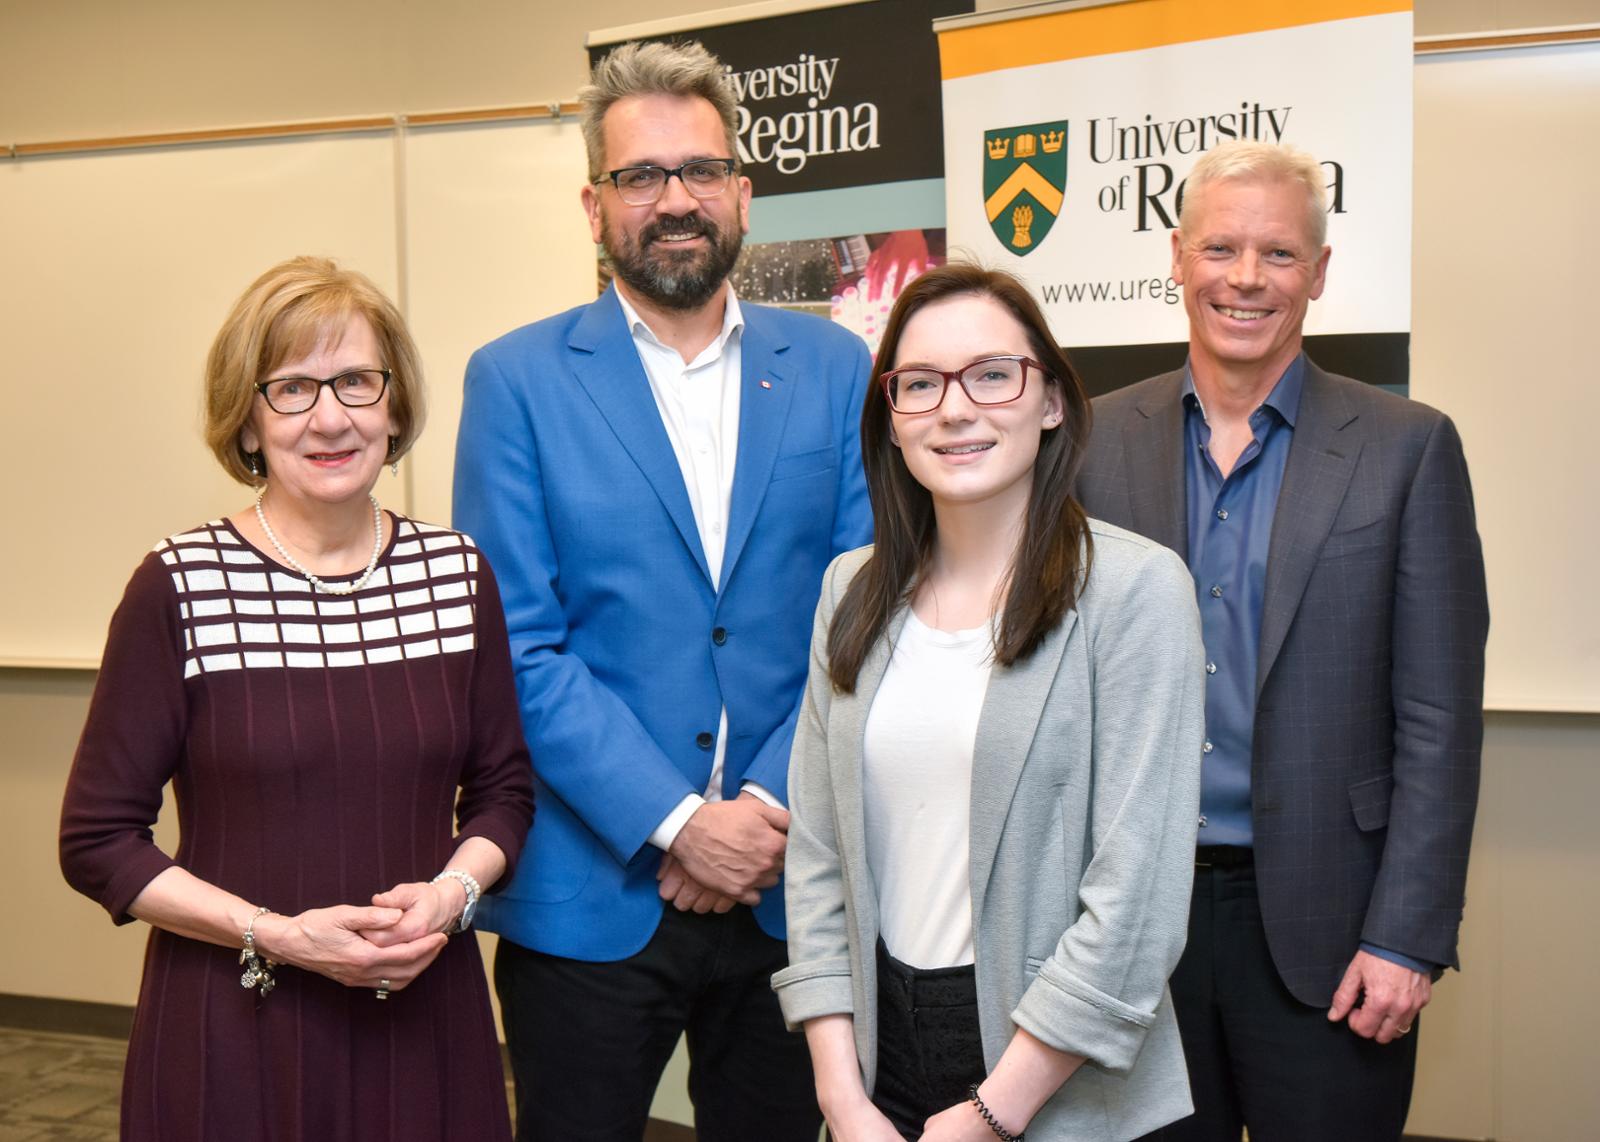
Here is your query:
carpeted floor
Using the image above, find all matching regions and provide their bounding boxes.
[0,1026,124,1140]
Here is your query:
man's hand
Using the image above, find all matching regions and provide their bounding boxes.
[657,853,738,914]
[667,791,788,904]
[1328,949,1432,1043]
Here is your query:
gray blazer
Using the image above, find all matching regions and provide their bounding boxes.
[774,521,1206,1141]
[1075,363,1489,1004]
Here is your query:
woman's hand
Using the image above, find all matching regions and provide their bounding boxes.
[821,1097,905,1142]
[802,1014,905,1141]
[918,1099,1002,1141]
[254,905,447,992]
[362,879,464,946]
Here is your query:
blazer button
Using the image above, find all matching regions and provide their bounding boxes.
[712,627,728,646]
[696,731,714,750]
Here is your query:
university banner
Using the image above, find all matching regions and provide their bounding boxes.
[590,0,970,353]
[937,0,1413,392]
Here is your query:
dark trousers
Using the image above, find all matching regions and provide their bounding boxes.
[1142,858,1419,1142]
[495,905,821,1142]
[871,942,986,1141]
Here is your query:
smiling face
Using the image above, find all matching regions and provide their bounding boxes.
[1173,176,1330,384]
[581,93,751,312]
[887,294,1064,519]
[240,313,396,511]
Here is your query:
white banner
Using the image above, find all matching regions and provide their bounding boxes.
[938,1,1412,380]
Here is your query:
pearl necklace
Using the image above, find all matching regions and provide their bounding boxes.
[254,489,384,596]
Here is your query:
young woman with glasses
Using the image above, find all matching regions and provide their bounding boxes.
[773,263,1205,1141]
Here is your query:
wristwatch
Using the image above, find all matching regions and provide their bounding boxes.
[431,869,482,934]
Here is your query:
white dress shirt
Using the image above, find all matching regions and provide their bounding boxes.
[615,289,782,852]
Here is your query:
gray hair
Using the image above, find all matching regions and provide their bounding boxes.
[579,40,740,181]
[1180,140,1329,248]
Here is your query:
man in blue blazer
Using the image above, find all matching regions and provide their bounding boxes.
[1076,142,1488,1141]
[453,40,870,1142]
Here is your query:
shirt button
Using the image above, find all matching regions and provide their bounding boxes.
[1210,585,1223,598]
[695,731,714,750]
[711,522,723,534]
[1206,662,1217,674]
[712,627,727,646]
[1216,508,1229,520]
[1203,740,1214,754]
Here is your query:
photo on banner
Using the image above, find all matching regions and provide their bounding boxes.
[937,0,1413,393]
[589,0,970,355]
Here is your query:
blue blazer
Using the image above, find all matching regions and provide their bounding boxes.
[454,286,873,960]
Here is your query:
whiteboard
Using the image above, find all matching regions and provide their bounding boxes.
[1412,41,1600,712]
[0,134,399,667]
[4,41,1598,712]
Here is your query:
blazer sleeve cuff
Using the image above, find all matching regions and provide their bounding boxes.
[1011,961,1159,1076]
[771,957,854,1031]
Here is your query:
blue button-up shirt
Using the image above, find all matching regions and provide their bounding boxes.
[1183,356,1303,846]
[1182,353,1434,974]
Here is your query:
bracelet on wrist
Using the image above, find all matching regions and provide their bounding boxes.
[239,906,278,997]
[431,869,481,934]
[968,1083,1024,1142]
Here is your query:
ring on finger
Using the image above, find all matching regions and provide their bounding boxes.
[1397,1023,1412,1036]
[375,978,392,1000]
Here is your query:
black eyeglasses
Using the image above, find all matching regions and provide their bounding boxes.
[879,355,1049,414]
[594,158,738,206]
[255,369,392,415]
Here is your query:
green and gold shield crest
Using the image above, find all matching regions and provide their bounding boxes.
[983,122,1068,255]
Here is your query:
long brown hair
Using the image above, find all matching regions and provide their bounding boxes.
[827,263,1094,692]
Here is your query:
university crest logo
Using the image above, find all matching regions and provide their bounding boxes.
[983,121,1068,254]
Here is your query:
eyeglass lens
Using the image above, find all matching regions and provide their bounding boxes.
[886,357,1028,414]
[260,370,387,414]
[614,160,735,205]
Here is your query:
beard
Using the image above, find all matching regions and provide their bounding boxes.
[601,208,743,312]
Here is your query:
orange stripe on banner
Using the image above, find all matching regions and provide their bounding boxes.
[939,0,1412,81]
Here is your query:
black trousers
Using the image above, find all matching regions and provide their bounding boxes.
[495,905,821,1142]
[871,942,986,1141]
[1142,858,1419,1142]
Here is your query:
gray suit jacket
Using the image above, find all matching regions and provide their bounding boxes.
[1075,361,1489,1005]
[774,522,1206,1141]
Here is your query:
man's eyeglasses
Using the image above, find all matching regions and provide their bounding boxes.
[255,369,392,415]
[879,355,1049,415]
[594,159,738,207]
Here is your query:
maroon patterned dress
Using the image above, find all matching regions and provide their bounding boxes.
[60,515,534,1141]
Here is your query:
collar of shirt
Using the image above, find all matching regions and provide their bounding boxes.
[616,287,745,367]
[1180,351,1308,430]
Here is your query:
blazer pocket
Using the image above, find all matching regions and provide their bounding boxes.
[769,446,835,484]
[1347,773,1394,832]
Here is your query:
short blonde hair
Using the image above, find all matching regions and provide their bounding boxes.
[580,40,740,181]
[204,256,425,486]
[1180,140,1329,248]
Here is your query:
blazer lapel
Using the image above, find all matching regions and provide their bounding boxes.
[1124,372,1188,559]
[831,610,907,937]
[722,310,796,589]
[968,610,1076,924]
[1257,363,1362,697]
[567,288,712,584]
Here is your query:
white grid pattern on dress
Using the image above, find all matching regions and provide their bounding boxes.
[154,518,480,678]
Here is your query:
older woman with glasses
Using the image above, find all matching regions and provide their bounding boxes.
[60,256,533,1142]
[773,263,1205,1141]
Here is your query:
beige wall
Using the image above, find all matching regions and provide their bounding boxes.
[5,1,1599,1139]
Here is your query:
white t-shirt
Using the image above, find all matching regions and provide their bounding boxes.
[862,609,995,969]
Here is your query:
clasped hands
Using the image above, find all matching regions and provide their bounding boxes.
[658,791,789,914]
[250,876,467,995]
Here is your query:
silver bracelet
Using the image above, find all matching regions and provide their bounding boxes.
[239,906,277,996]
[431,869,481,934]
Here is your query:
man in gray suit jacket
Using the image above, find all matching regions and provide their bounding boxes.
[1075,141,1489,1141]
